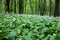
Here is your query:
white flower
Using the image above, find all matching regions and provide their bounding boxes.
[19,39,21,40]
[12,18,16,21]
[0,30,2,32]
[53,33,56,36]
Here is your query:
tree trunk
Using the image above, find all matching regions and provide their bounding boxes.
[29,0,33,14]
[41,0,46,15]
[10,0,13,12]
[5,0,10,13]
[19,0,24,14]
[38,0,41,14]
[54,0,59,17]
[50,0,52,16]
[14,0,16,13]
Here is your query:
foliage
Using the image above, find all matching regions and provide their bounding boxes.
[0,13,60,40]
[0,0,56,15]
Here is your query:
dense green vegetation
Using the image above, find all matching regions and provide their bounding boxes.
[0,0,60,40]
[0,13,60,40]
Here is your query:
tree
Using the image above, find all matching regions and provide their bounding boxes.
[54,0,59,17]
[19,0,24,14]
[10,0,13,12]
[5,0,10,13]
[29,0,34,14]
[38,0,41,14]
[40,0,46,15]
[50,0,52,16]
[14,0,16,13]
[42,0,46,15]
[24,0,27,13]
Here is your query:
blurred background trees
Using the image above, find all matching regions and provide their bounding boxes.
[0,0,60,17]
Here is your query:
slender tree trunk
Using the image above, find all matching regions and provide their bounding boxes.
[19,0,24,14]
[29,0,33,14]
[54,0,59,17]
[40,0,42,15]
[10,0,13,12]
[5,0,10,13]
[50,0,51,16]
[14,0,16,13]
[24,0,27,13]
[38,0,41,14]
[41,0,46,15]
[35,0,38,14]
